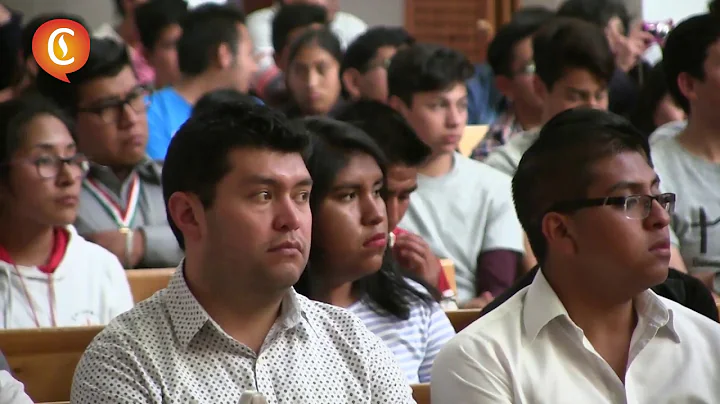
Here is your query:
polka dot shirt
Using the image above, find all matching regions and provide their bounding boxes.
[71,268,416,403]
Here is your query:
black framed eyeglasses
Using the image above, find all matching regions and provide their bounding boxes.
[9,153,90,179]
[548,193,676,220]
[77,85,153,124]
[511,62,536,77]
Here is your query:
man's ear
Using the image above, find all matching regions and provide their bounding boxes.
[676,71,697,106]
[533,75,549,102]
[215,42,234,70]
[341,68,363,100]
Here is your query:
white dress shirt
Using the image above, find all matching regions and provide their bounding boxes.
[71,267,415,404]
[431,270,720,404]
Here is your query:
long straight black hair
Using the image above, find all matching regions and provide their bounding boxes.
[294,117,437,320]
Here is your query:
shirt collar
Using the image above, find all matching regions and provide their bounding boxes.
[87,157,161,185]
[523,269,680,343]
[164,262,312,349]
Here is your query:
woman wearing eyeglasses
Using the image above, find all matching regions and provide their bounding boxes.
[0,95,133,329]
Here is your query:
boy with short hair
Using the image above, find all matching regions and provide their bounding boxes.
[135,0,188,89]
[388,43,525,306]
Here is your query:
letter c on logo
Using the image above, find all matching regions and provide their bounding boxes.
[48,27,75,66]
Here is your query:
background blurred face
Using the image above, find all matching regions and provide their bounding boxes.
[504,37,543,112]
[540,68,609,120]
[287,43,341,116]
[395,83,468,156]
[684,41,720,125]
[352,45,399,102]
[385,164,417,231]
[229,24,257,93]
[2,115,86,226]
[551,151,670,298]
[75,65,149,167]
[147,24,182,88]
[201,149,312,292]
[313,153,388,284]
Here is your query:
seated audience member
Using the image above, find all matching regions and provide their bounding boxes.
[134,0,188,89]
[146,4,257,160]
[0,95,133,328]
[284,28,344,118]
[557,0,654,118]
[335,100,456,304]
[432,108,720,402]
[630,62,685,139]
[35,38,183,269]
[0,371,32,404]
[470,8,552,160]
[295,117,455,383]
[258,2,329,107]
[95,0,155,86]
[0,5,22,102]
[71,101,413,403]
[388,43,525,307]
[193,88,260,113]
[340,27,415,103]
[654,14,720,290]
[485,17,615,176]
[13,13,89,99]
[247,0,366,91]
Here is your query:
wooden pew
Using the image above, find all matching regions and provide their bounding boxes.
[411,383,430,404]
[445,309,483,333]
[126,267,175,303]
[0,326,103,403]
[459,125,489,157]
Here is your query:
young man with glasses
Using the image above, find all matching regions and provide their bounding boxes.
[470,7,553,161]
[431,108,720,403]
[340,26,415,103]
[35,38,183,269]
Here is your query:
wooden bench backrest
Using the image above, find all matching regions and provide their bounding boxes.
[126,268,175,303]
[445,309,483,333]
[0,326,103,402]
[459,125,489,157]
[411,383,430,404]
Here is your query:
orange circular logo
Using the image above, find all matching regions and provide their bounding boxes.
[32,19,90,83]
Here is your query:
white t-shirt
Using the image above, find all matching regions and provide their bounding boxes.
[484,128,540,176]
[398,153,525,303]
[431,269,720,403]
[246,5,368,71]
[0,226,134,329]
[652,136,720,276]
[0,371,33,404]
[648,120,686,145]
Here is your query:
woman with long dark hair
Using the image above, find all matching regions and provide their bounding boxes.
[295,117,455,383]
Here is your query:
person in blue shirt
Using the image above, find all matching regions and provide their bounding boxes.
[146,4,257,161]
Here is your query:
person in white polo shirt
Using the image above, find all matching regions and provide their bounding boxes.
[431,108,720,403]
[0,95,133,329]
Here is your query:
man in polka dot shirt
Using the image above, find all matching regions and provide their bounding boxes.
[70,97,415,403]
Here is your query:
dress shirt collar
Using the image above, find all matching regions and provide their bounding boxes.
[165,262,312,349]
[523,269,681,343]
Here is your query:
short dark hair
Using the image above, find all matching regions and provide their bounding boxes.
[630,63,673,136]
[271,3,328,54]
[21,13,88,61]
[512,108,650,263]
[557,0,630,34]
[387,43,474,106]
[113,0,125,17]
[711,0,719,15]
[34,38,132,116]
[193,88,259,115]
[662,13,720,114]
[287,27,343,67]
[294,117,435,319]
[340,26,415,75]
[533,17,615,90]
[135,0,188,52]
[177,4,246,77]
[334,100,430,167]
[0,94,74,185]
[487,7,554,77]
[162,100,309,249]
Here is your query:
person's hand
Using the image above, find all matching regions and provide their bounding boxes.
[393,232,442,288]
[607,23,654,72]
[0,5,11,26]
[87,229,145,267]
[462,292,494,310]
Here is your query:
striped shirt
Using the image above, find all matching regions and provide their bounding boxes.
[348,280,456,383]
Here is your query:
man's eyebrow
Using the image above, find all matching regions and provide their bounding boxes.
[240,175,313,187]
[605,176,660,194]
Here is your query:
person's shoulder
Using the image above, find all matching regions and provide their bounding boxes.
[649,120,686,145]
[92,292,168,345]
[456,153,511,183]
[334,11,368,28]
[246,6,275,21]
[660,295,720,336]
[298,294,382,347]
[64,225,124,269]
[483,129,538,176]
